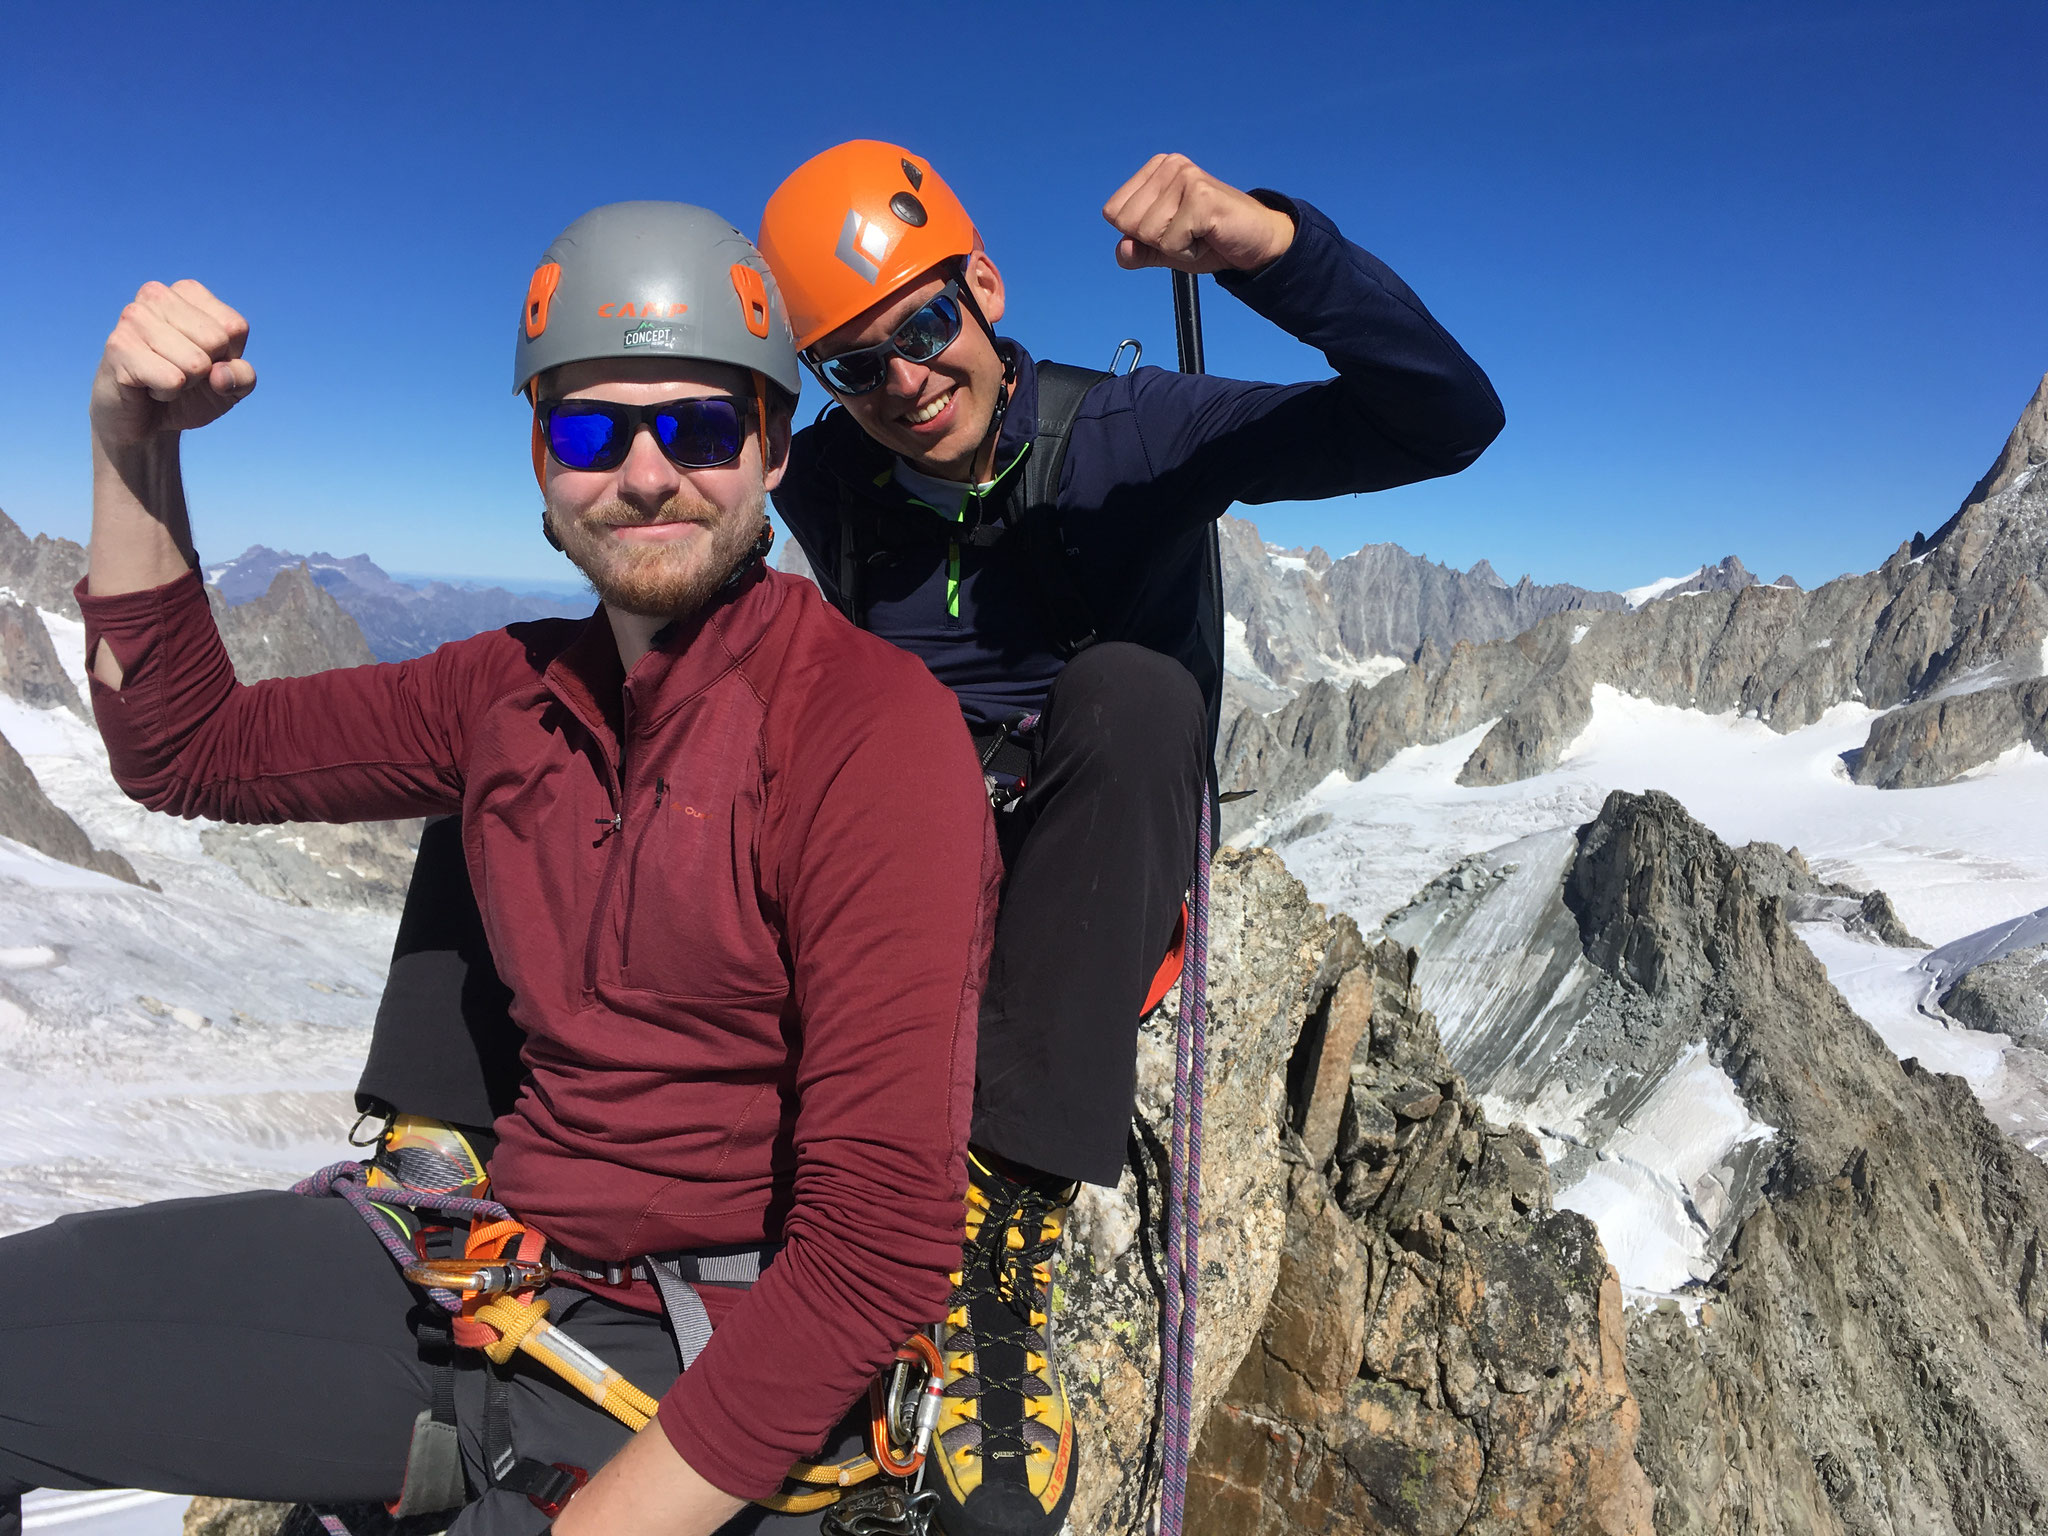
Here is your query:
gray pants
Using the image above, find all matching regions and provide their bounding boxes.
[0,1191,858,1535]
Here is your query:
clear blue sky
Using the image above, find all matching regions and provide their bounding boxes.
[2,1,2042,593]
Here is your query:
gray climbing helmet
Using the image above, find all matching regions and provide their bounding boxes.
[513,201,801,398]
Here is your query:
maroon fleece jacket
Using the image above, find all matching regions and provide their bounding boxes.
[79,561,998,1499]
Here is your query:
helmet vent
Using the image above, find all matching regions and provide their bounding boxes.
[901,158,924,190]
[890,192,928,228]
[731,264,773,339]
[524,263,562,341]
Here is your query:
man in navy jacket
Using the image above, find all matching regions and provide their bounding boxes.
[757,142,1503,1536]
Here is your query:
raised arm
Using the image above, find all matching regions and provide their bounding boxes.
[1100,154,1506,517]
[80,279,475,824]
[87,279,258,680]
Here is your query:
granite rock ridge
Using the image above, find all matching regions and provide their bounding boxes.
[1566,791,2048,1532]
[1185,921,1655,1535]
[1217,514,1632,717]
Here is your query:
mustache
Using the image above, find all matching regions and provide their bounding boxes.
[576,494,717,528]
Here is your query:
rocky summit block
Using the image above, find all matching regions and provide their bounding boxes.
[0,506,89,619]
[208,563,376,682]
[1940,940,2048,1049]
[1184,921,1653,1536]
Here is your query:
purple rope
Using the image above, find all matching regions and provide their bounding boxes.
[1158,791,1211,1536]
[293,1160,515,1313]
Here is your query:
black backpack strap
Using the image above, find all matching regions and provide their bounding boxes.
[1011,362,1108,658]
[829,362,1107,655]
[821,408,891,627]
[836,497,871,626]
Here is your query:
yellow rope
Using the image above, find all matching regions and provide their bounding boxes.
[473,1293,662,1429]
[466,1291,877,1510]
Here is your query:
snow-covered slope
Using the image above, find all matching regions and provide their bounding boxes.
[0,605,392,1239]
[1255,683,2048,945]
[1254,684,2048,1299]
[1619,568,1703,608]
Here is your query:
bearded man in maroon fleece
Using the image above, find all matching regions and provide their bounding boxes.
[0,204,997,1536]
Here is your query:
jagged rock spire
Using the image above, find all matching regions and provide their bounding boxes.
[1961,371,2048,512]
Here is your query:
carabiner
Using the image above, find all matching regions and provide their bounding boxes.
[403,1255,555,1296]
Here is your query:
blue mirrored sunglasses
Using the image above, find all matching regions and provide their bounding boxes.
[804,280,966,397]
[538,396,750,471]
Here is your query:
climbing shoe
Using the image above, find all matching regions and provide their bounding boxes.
[364,1114,492,1200]
[932,1151,1078,1536]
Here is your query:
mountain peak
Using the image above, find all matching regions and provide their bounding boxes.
[1961,372,2048,513]
[1468,558,1509,588]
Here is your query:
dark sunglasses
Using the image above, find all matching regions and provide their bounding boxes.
[537,395,753,472]
[804,280,966,397]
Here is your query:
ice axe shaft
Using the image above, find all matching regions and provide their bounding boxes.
[1172,270,1205,375]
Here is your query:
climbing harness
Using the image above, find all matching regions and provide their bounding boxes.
[296,1146,946,1533]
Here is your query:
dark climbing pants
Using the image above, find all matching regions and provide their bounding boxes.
[971,643,1207,1187]
[0,1191,853,1535]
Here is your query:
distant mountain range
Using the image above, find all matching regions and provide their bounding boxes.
[204,547,589,662]
[781,507,1762,720]
[1221,373,2048,830]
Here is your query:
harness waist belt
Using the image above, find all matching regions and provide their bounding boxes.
[542,1241,780,1368]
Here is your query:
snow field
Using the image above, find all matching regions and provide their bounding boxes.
[1620,567,1704,609]
[1549,1044,1775,1297]
[1264,685,2048,946]
[1262,683,2048,1299]
[0,608,394,1238]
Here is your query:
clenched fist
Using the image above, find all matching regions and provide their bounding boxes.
[91,280,255,450]
[1102,154,1295,275]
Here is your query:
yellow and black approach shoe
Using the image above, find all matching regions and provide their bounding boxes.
[933,1152,1079,1536]
[365,1115,491,1200]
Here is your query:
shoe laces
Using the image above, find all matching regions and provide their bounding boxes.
[945,1181,1070,1461]
[956,1180,1064,1322]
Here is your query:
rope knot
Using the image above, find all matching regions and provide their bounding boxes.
[475,1293,551,1366]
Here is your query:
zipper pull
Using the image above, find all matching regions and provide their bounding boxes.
[593,813,623,847]
[654,777,668,811]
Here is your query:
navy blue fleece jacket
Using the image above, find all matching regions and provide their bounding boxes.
[772,193,1505,727]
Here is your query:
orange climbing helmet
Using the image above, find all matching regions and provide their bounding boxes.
[758,140,982,352]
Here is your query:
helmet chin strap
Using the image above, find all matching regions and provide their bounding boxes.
[952,261,1016,484]
[532,390,573,558]
[722,525,775,590]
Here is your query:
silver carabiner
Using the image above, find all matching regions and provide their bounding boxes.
[1108,338,1142,376]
